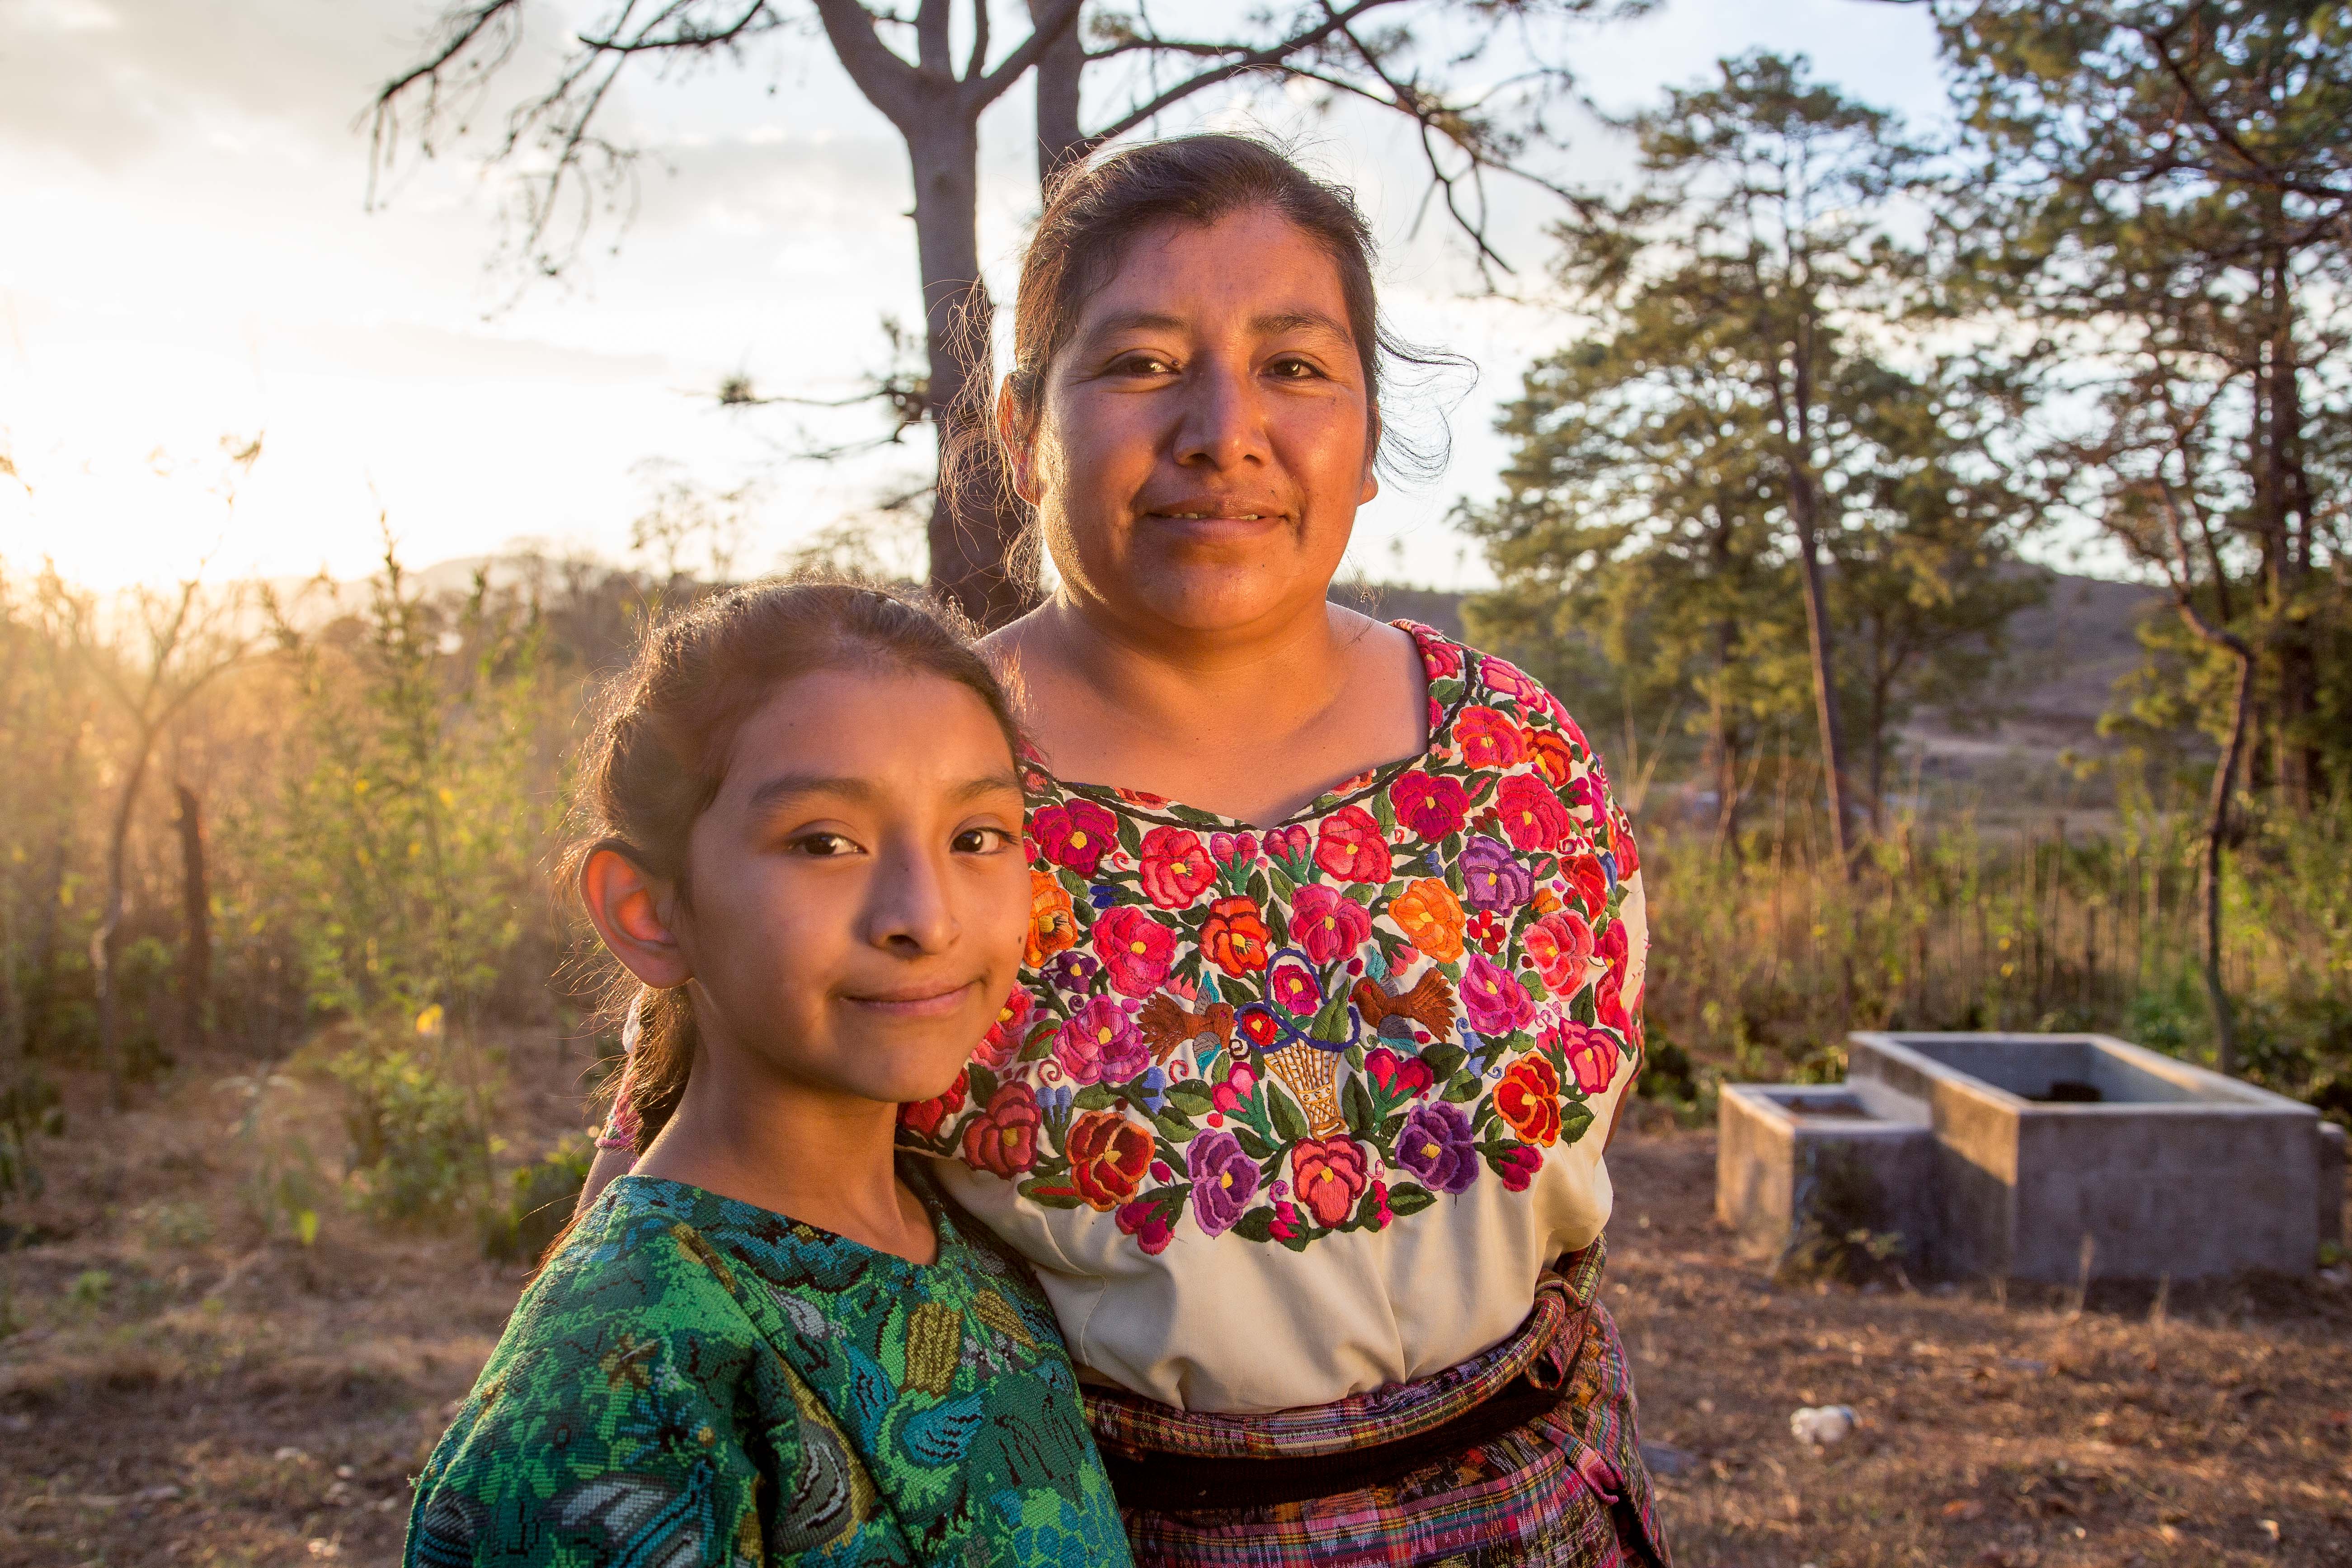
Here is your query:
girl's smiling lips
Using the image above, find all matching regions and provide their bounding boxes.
[841,978,983,1017]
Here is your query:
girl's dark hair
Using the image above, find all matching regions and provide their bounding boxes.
[945,133,1463,516]
[562,578,1020,1153]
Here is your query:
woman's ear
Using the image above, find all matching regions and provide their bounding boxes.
[1359,410,1382,507]
[997,380,1041,506]
[581,845,692,991]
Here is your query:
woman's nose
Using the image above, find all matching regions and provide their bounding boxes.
[864,842,959,956]
[1171,357,1269,471]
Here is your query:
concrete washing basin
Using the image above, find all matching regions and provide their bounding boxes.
[1717,1031,2347,1282]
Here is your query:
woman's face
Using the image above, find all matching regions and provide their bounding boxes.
[1014,207,1380,638]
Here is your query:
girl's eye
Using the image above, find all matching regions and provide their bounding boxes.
[953,826,1015,854]
[791,831,862,857]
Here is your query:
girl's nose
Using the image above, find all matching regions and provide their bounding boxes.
[1171,356,1270,472]
[864,840,959,956]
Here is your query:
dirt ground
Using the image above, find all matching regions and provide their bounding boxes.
[2,1038,2347,1568]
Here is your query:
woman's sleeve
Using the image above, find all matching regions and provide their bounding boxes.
[401,1241,898,1567]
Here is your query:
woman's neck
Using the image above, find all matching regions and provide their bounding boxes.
[993,591,1425,826]
[632,1047,936,1265]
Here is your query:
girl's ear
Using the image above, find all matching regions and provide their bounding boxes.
[581,844,692,991]
[998,380,1041,506]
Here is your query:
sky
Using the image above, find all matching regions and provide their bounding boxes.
[0,0,1957,593]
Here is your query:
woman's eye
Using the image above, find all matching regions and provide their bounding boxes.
[1111,352,1176,377]
[954,826,1015,854]
[791,832,861,857]
[1268,357,1322,380]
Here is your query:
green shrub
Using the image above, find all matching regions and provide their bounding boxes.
[328,1041,489,1225]
[480,1135,593,1265]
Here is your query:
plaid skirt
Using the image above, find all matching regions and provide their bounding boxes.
[1082,1241,1672,1568]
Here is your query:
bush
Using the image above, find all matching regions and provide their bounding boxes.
[327,1041,490,1225]
[480,1135,593,1265]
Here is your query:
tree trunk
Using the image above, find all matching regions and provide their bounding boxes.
[908,119,1036,628]
[2201,645,2253,1076]
[1786,467,1860,873]
[174,782,210,1054]
[1027,0,1087,188]
[93,737,153,1101]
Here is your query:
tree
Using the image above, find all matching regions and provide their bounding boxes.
[368,0,1651,625]
[1927,0,2352,1066]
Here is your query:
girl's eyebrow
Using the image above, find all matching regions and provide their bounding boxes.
[747,770,1023,814]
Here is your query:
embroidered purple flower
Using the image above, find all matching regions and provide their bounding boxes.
[1267,958,1323,1017]
[1186,1129,1261,1238]
[1461,951,1535,1035]
[1395,1101,1479,1194]
[1459,835,1533,912]
[1053,995,1148,1085]
[1044,950,1101,993]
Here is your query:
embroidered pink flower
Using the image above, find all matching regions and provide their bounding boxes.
[1032,799,1119,876]
[1268,958,1323,1017]
[1115,1196,1175,1255]
[1138,825,1216,908]
[1495,774,1573,852]
[1389,772,1470,840]
[1265,824,1313,868]
[1523,910,1595,994]
[1290,884,1372,964]
[1455,706,1527,771]
[1093,905,1177,997]
[1494,1141,1544,1192]
[898,1069,966,1141]
[1421,636,1464,679]
[1553,1021,1621,1095]
[1313,806,1391,884]
[1364,1046,1435,1098]
[1208,830,1260,867]
[960,1082,1042,1178]
[1612,813,1642,876]
[1462,951,1535,1035]
[1211,1062,1259,1114]
[974,988,1038,1071]
[1480,655,1545,705]
[1290,1136,1369,1227]
[1054,995,1148,1084]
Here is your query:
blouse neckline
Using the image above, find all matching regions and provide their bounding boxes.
[1030,619,1471,833]
[606,1162,960,1274]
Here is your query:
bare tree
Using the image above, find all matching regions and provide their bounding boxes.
[368,0,1650,625]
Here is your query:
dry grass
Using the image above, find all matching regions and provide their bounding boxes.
[3,1050,2347,1568]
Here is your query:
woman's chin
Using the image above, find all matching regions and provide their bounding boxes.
[1125,565,1327,636]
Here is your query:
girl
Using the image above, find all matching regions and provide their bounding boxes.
[592,137,1668,1567]
[405,582,1133,1568]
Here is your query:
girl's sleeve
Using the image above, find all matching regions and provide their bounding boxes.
[403,1234,901,1567]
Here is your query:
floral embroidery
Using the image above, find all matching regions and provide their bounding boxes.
[897,622,1643,1255]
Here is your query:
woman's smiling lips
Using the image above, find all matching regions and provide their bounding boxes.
[841,979,982,1018]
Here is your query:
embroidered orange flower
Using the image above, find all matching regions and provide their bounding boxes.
[1200,895,1272,976]
[1025,867,1078,966]
[1527,728,1576,789]
[1289,1136,1369,1227]
[1067,1110,1154,1210]
[1388,877,1466,963]
[1494,1055,1562,1145]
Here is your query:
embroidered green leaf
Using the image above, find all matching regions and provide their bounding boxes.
[1229,1207,1278,1243]
[1152,1111,1196,1143]
[1420,1042,1468,1081]
[1467,773,1498,808]
[1560,1099,1595,1144]
[1387,1182,1438,1218]
[1341,1075,1375,1136]
[1371,789,1397,834]
[1164,1086,1214,1117]
[1308,995,1352,1044]
[1232,1125,1272,1160]
[1428,677,1464,706]
[964,1065,1000,1105]
[1441,1072,1482,1104]
[1263,865,1293,905]
[1072,1084,1118,1112]
[1055,866,1090,899]
[1344,883,1378,907]
[1570,987,1597,1026]
[1167,804,1225,828]
[1018,1182,1087,1210]
[1471,1097,1499,1135]
[1267,1083,1310,1143]
[1115,815,1144,859]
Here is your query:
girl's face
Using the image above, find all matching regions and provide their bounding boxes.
[673,668,1029,1106]
[1012,206,1380,637]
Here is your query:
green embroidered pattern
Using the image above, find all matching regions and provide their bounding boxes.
[404,1170,1132,1568]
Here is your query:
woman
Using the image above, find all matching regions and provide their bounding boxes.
[592,136,1666,1566]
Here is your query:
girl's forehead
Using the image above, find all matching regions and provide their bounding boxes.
[720,669,1016,796]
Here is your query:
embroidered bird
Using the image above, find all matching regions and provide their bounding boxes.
[1136,995,1234,1062]
[542,1461,719,1568]
[1350,969,1456,1037]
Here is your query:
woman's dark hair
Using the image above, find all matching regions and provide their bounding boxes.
[562,578,1021,1154]
[947,133,1463,513]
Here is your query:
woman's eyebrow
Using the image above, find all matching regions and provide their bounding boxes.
[1252,309,1353,343]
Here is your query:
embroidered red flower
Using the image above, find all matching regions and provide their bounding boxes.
[1290,884,1372,964]
[960,1081,1042,1178]
[1563,852,1609,920]
[1268,959,1323,1017]
[1115,1196,1175,1255]
[1495,774,1573,852]
[1363,1046,1435,1098]
[1612,812,1642,876]
[1389,772,1470,840]
[1523,910,1595,994]
[1314,805,1392,884]
[1421,636,1464,679]
[1031,799,1120,876]
[1290,1136,1369,1227]
[898,1069,967,1141]
[1093,905,1177,997]
[1200,896,1272,976]
[974,988,1037,1071]
[1479,655,1545,705]
[1554,1021,1620,1096]
[1138,825,1216,909]
[1494,1141,1544,1192]
[1454,706,1527,771]
[1494,1055,1562,1145]
[1067,1110,1154,1210]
